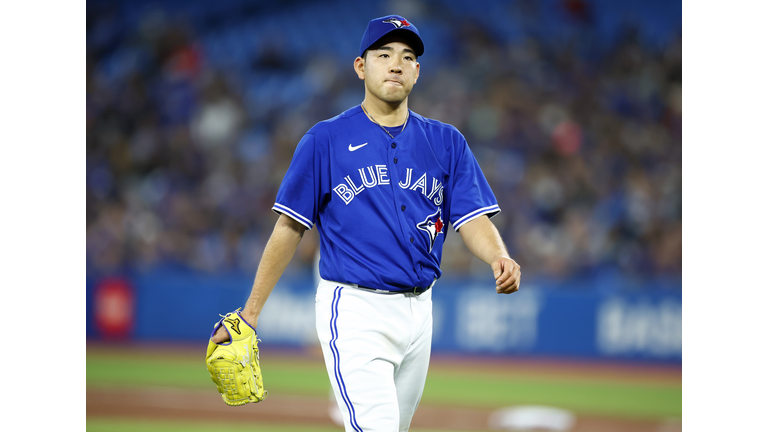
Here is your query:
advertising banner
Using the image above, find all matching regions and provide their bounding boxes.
[87,271,681,363]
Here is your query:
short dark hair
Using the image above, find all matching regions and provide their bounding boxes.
[361,33,420,62]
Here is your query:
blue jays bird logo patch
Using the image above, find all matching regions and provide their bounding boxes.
[383,17,411,28]
[417,207,444,252]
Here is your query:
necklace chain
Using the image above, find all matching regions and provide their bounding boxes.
[361,103,408,139]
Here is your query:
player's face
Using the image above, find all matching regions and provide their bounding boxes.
[356,40,420,105]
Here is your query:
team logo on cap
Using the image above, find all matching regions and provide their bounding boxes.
[383,17,411,28]
[417,207,444,252]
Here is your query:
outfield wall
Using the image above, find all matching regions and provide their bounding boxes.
[86,270,681,364]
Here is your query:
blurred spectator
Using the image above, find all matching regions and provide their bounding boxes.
[86,0,681,289]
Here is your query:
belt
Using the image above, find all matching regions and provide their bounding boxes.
[348,279,436,295]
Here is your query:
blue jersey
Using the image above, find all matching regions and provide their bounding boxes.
[273,105,500,292]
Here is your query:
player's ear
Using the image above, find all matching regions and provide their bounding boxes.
[354,56,365,80]
[414,61,420,84]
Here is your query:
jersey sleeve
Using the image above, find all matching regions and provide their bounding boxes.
[447,134,500,231]
[272,133,321,230]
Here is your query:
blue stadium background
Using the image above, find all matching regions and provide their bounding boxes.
[86,0,682,364]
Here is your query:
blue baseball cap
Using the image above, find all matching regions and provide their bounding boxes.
[359,15,424,58]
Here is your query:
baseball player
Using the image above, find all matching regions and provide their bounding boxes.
[212,14,521,431]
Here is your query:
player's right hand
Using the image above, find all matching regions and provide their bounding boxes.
[211,310,258,343]
[211,326,231,343]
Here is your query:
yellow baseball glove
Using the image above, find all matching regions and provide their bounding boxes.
[205,310,267,406]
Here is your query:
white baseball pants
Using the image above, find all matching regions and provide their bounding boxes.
[315,279,433,432]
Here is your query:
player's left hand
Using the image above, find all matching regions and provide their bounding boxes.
[492,257,521,294]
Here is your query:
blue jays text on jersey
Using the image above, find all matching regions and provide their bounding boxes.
[273,105,500,292]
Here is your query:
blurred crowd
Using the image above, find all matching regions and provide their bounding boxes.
[86,0,681,287]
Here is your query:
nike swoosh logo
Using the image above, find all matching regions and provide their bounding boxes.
[348,143,368,151]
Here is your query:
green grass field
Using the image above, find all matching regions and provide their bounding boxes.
[86,346,681,432]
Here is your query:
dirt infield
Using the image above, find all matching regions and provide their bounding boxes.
[87,386,680,432]
[87,344,681,432]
